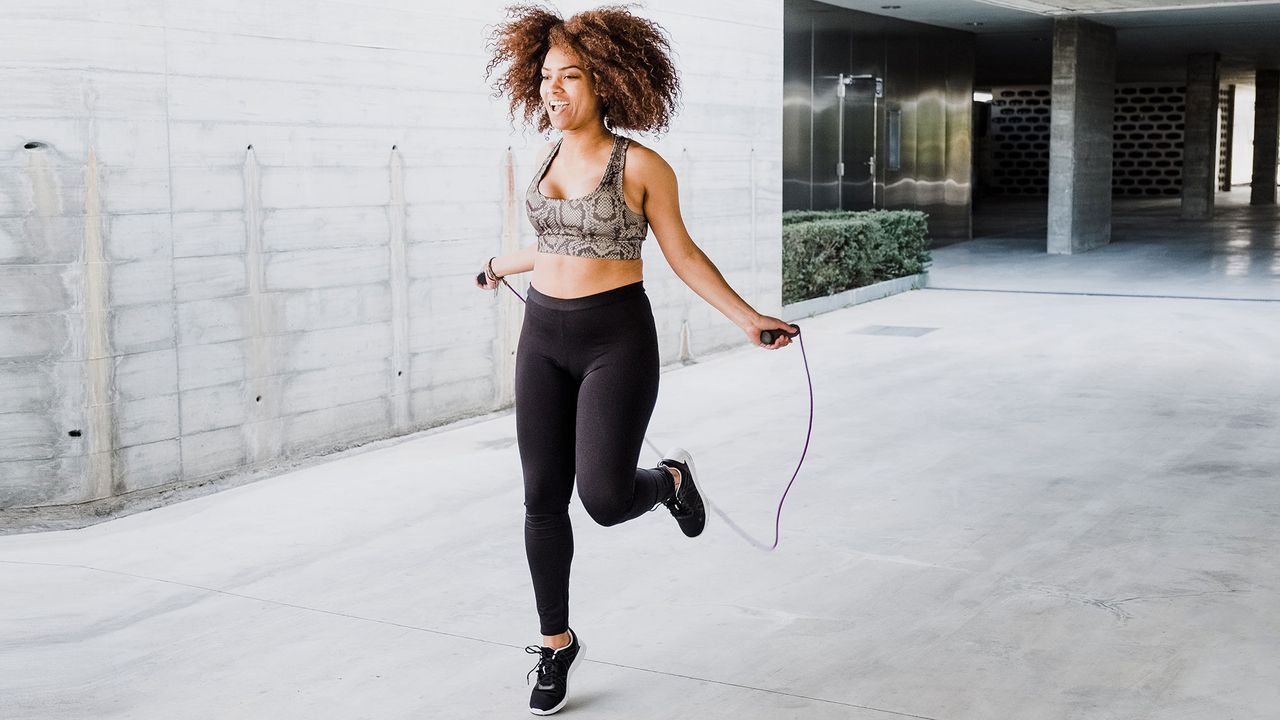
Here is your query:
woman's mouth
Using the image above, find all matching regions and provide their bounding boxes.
[548,100,568,115]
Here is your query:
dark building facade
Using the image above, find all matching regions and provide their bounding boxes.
[784,0,975,242]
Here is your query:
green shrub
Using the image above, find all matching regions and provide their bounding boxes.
[861,210,930,277]
[780,209,931,304]
[782,219,881,304]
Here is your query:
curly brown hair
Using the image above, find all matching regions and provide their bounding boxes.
[485,4,681,134]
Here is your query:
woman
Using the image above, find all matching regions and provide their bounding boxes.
[480,5,795,715]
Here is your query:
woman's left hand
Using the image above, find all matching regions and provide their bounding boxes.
[744,315,797,349]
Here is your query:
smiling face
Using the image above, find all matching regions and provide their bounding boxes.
[540,44,604,131]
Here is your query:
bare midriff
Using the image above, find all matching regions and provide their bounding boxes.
[531,254,644,299]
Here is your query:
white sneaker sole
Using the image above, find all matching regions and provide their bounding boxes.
[528,642,585,716]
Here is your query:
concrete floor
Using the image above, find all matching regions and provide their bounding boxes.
[3,192,1279,719]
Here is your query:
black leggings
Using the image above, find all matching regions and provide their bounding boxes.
[516,282,674,636]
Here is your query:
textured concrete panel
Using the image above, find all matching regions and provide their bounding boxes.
[177,340,247,392]
[412,341,495,386]
[115,395,181,448]
[1181,54,1219,219]
[179,426,247,481]
[169,166,246,214]
[0,455,88,508]
[281,397,390,456]
[0,364,57,413]
[176,297,251,346]
[0,120,170,174]
[115,438,182,493]
[173,256,249,302]
[0,315,67,362]
[1048,17,1116,254]
[105,212,171,263]
[0,413,60,462]
[110,304,176,356]
[276,286,392,333]
[261,207,390,252]
[259,167,391,210]
[3,1,165,26]
[410,380,496,427]
[163,2,489,51]
[0,19,166,73]
[97,168,171,216]
[279,360,394,416]
[405,234,500,276]
[0,216,82,264]
[0,68,167,121]
[288,324,390,369]
[263,248,390,292]
[0,266,69,314]
[171,211,246,258]
[180,383,251,437]
[167,78,492,128]
[113,348,179,402]
[108,260,174,307]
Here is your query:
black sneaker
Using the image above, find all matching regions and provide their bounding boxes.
[525,628,584,716]
[660,448,706,538]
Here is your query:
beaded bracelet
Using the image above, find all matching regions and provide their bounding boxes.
[485,257,503,283]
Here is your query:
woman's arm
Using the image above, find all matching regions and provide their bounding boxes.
[637,148,795,349]
[475,245,538,289]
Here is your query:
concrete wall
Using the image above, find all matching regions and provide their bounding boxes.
[0,0,783,519]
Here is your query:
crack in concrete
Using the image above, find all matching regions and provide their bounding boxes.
[1112,588,1239,605]
[0,559,945,720]
[1012,579,1243,622]
[587,657,944,720]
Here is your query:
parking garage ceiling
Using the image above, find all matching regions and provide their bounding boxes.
[816,0,1280,84]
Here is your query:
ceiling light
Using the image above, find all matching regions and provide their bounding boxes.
[966,21,986,26]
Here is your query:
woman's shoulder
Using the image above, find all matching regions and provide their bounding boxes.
[621,137,674,179]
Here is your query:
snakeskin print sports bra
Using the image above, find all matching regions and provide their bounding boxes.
[526,134,648,261]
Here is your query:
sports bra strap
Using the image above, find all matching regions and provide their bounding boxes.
[536,138,563,178]
[605,136,627,186]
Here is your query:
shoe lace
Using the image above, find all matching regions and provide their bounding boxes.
[525,646,564,688]
[664,494,689,514]
[655,462,688,514]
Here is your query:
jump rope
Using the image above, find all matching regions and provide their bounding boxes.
[479,272,815,551]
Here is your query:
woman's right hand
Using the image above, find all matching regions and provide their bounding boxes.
[475,258,500,290]
[744,315,797,350]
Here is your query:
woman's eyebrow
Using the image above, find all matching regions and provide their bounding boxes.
[542,65,583,71]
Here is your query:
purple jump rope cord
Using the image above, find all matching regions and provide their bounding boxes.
[497,277,814,552]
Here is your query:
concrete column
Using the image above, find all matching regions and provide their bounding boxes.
[1182,53,1219,219]
[1252,69,1279,205]
[1048,18,1116,254]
